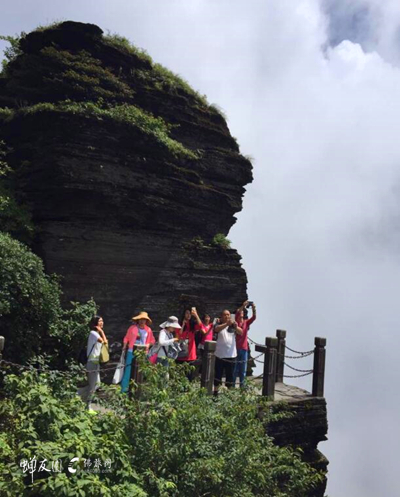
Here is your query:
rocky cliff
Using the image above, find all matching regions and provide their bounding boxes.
[265,393,329,497]
[0,21,252,337]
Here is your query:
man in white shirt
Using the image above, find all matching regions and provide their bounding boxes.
[214,310,243,389]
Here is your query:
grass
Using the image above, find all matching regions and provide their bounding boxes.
[1,23,223,118]
[209,103,228,120]
[211,233,231,249]
[0,101,198,159]
[104,33,210,107]
[0,107,12,120]
[31,20,65,33]
[152,63,209,106]
[39,46,134,101]
[103,32,153,66]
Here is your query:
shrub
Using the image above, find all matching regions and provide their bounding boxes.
[0,34,23,75]
[0,140,34,243]
[187,236,206,250]
[0,232,62,362]
[0,190,34,243]
[0,232,97,364]
[0,358,323,496]
[211,233,231,250]
[0,370,145,497]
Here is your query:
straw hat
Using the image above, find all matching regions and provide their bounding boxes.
[131,311,152,324]
[159,316,181,330]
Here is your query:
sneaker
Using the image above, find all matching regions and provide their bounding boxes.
[87,408,98,415]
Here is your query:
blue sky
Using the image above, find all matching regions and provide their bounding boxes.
[2,1,400,495]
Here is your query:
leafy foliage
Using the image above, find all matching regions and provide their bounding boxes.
[0,140,34,243]
[0,232,97,364]
[0,34,23,75]
[0,357,323,496]
[0,370,145,497]
[212,233,232,250]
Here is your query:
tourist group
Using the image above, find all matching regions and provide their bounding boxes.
[78,302,256,410]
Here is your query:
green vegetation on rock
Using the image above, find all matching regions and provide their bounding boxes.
[104,33,209,106]
[212,233,232,249]
[0,140,34,243]
[0,101,197,159]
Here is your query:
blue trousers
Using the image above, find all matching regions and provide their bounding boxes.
[234,349,249,387]
[121,349,134,393]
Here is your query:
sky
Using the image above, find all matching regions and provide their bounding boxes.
[1,1,400,495]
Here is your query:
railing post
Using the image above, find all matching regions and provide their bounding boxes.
[132,344,147,398]
[201,340,217,395]
[0,336,4,362]
[275,329,286,382]
[312,337,326,397]
[256,337,278,399]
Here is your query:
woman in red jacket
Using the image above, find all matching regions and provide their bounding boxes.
[121,311,155,393]
[176,308,199,380]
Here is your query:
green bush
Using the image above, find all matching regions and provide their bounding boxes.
[0,232,62,362]
[0,34,23,75]
[0,358,323,496]
[212,233,231,250]
[0,140,34,243]
[0,190,34,243]
[0,370,144,497]
[0,232,97,364]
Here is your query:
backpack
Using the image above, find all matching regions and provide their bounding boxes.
[78,341,96,366]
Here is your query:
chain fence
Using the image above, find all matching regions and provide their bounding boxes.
[1,334,317,391]
[0,358,123,376]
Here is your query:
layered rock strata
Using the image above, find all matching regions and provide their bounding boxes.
[0,21,252,337]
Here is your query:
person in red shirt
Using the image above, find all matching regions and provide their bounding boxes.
[176,308,198,380]
[191,311,214,375]
[198,313,214,350]
[234,300,257,388]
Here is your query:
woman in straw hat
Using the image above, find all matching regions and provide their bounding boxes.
[120,311,155,393]
[157,316,181,367]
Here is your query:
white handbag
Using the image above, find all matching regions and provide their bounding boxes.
[112,350,126,384]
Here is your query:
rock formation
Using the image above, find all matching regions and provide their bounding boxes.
[0,21,253,337]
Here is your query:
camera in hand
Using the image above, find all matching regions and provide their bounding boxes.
[246,301,254,308]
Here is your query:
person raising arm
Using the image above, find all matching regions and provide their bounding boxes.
[214,310,242,390]
[234,300,257,388]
